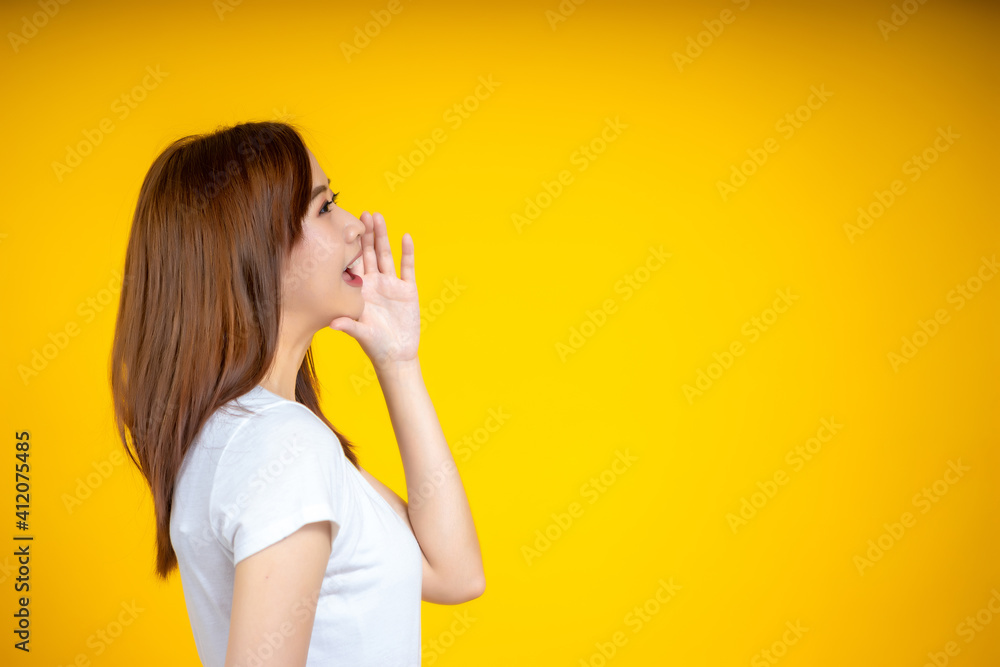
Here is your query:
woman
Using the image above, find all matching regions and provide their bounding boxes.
[110,121,485,666]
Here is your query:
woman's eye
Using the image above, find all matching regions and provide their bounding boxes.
[320,192,340,214]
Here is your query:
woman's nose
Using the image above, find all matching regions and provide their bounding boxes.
[350,215,366,240]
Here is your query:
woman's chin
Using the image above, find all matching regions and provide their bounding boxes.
[338,299,364,321]
[322,299,364,330]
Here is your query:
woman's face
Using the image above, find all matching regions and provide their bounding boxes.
[281,148,366,330]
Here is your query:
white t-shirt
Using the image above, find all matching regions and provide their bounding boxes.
[169,385,423,666]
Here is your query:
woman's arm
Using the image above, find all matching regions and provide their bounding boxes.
[225,521,331,667]
[327,210,484,604]
[376,358,485,604]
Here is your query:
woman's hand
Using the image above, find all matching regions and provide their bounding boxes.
[328,211,420,371]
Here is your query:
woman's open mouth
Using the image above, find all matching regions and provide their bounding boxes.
[342,269,362,286]
[342,255,363,287]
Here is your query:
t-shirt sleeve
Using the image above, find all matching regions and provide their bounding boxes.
[210,401,346,566]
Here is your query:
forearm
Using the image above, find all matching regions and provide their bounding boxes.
[375,358,484,590]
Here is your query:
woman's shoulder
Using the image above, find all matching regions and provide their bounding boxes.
[214,386,326,431]
[214,388,342,462]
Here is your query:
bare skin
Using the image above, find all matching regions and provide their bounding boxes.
[225,148,484,666]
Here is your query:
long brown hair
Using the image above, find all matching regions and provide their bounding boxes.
[110,120,360,581]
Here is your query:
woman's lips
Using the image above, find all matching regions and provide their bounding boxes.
[342,269,362,287]
[345,253,363,272]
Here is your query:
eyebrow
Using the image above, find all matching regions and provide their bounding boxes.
[310,177,331,202]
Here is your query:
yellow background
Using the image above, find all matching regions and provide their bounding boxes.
[2,0,998,664]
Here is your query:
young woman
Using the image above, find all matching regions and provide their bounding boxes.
[110,121,485,666]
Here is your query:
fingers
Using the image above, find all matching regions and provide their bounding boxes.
[328,316,355,335]
[360,211,376,274]
[371,212,395,275]
[361,211,412,281]
[400,233,415,284]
